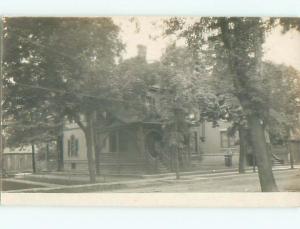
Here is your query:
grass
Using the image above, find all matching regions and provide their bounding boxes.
[1,180,44,191]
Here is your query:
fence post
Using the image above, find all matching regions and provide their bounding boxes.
[252,154,256,172]
[290,147,294,169]
[285,141,294,169]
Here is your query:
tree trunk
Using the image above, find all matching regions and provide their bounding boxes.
[84,113,97,183]
[247,115,278,192]
[94,132,100,175]
[286,141,294,169]
[46,143,49,171]
[31,143,36,173]
[238,126,248,173]
[174,119,180,180]
[56,135,64,171]
[175,148,180,180]
[0,20,3,177]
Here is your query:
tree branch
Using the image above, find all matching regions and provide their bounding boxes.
[74,114,87,133]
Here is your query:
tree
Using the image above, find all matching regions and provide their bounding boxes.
[158,44,201,178]
[3,18,124,183]
[262,63,300,146]
[161,41,251,174]
[3,18,66,173]
[165,17,300,191]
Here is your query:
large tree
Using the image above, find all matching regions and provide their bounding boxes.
[3,18,66,172]
[165,17,300,191]
[3,17,124,182]
[158,44,201,178]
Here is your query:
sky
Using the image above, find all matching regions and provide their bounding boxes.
[113,17,300,70]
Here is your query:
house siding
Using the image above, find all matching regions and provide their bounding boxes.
[191,121,240,170]
[63,122,146,174]
[62,118,240,174]
[3,153,33,174]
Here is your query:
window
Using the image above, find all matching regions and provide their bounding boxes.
[71,163,76,169]
[67,140,71,157]
[194,131,198,153]
[19,158,24,169]
[68,135,79,157]
[189,131,199,154]
[220,130,236,148]
[146,95,156,110]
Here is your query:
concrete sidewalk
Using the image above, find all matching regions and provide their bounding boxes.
[3,165,299,193]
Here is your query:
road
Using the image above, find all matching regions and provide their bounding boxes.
[111,168,300,192]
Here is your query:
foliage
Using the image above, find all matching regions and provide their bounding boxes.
[3,17,124,144]
[164,17,286,191]
[3,18,124,182]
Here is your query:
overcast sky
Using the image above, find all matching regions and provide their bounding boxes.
[113,17,300,71]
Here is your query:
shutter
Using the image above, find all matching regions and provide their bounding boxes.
[67,140,71,157]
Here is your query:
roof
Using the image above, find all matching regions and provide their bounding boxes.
[3,146,32,154]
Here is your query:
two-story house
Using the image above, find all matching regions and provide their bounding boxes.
[61,46,240,175]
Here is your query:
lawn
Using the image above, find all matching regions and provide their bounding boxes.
[1,180,45,191]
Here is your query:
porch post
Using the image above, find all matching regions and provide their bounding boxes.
[137,124,146,169]
[187,133,191,166]
[116,131,120,174]
[287,141,294,169]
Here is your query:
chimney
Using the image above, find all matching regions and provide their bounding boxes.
[137,45,147,60]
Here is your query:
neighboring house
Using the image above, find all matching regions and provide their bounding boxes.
[289,128,300,163]
[2,146,33,174]
[285,108,300,164]
[288,126,300,163]
[191,121,239,170]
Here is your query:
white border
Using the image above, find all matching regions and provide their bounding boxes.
[0,0,300,16]
[2,193,300,207]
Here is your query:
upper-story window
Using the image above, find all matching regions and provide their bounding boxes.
[145,95,156,110]
[220,130,236,148]
[68,135,79,157]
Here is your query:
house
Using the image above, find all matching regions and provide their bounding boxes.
[2,146,33,174]
[288,120,300,164]
[191,121,239,170]
[289,131,300,163]
[61,46,240,175]
[62,111,240,175]
[62,119,239,175]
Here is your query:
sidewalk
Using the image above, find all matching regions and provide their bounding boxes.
[3,164,299,193]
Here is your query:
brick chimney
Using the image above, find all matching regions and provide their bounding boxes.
[137,45,147,60]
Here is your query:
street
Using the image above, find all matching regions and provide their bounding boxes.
[110,168,300,193]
